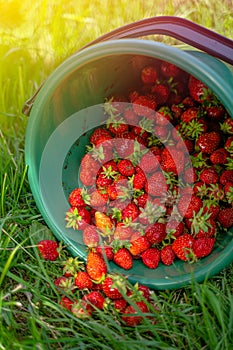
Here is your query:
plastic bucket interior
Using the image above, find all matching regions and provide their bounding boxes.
[25,35,233,290]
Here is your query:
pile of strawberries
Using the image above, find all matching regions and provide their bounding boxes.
[38,239,157,326]
[65,58,233,271]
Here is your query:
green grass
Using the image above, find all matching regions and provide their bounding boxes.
[1,0,233,349]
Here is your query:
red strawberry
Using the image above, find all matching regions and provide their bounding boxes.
[151,83,170,105]
[95,246,114,261]
[205,104,226,120]
[160,147,184,175]
[90,127,112,145]
[113,132,136,158]
[146,171,168,197]
[108,119,128,135]
[196,131,221,154]
[177,195,203,219]
[121,301,149,326]
[102,276,124,299]
[129,235,151,256]
[210,148,229,165]
[180,107,200,123]
[75,271,93,289]
[90,190,108,209]
[141,65,158,84]
[193,237,215,258]
[199,167,219,185]
[113,247,133,270]
[139,151,159,174]
[133,95,157,116]
[166,219,184,238]
[86,251,107,282]
[114,298,128,312]
[161,61,181,77]
[133,171,147,190]
[38,240,59,261]
[145,222,167,244]
[121,202,140,221]
[83,291,105,310]
[217,207,233,228]
[65,207,91,230]
[141,247,161,269]
[68,188,90,207]
[188,75,211,103]
[118,159,135,177]
[225,136,233,152]
[135,193,148,208]
[172,234,195,261]
[161,245,175,265]
[220,170,233,185]
[123,108,139,125]
[114,222,133,240]
[82,225,99,247]
[60,296,73,311]
[80,153,100,186]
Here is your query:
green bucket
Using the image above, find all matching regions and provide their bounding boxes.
[24,17,233,289]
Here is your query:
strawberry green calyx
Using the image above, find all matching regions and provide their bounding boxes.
[189,207,212,236]
[104,97,121,118]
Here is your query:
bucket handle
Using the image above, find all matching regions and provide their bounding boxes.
[23,16,233,116]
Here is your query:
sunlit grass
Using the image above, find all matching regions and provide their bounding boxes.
[1,0,233,348]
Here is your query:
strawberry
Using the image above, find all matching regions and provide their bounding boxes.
[151,83,170,105]
[188,75,212,103]
[225,136,233,153]
[141,247,161,269]
[75,271,94,289]
[161,245,175,265]
[113,132,136,158]
[71,300,93,318]
[177,195,203,219]
[135,193,148,208]
[196,131,221,154]
[114,222,133,240]
[68,187,90,207]
[60,296,74,311]
[121,202,140,222]
[199,167,219,185]
[192,237,215,258]
[95,246,114,261]
[146,171,168,197]
[54,276,73,292]
[139,151,159,174]
[113,247,133,270]
[217,207,233,228]
[83,291,105,310]
[141,65,158,84]
[82,225,99,247]
[145,222,167,244]
[160,146,185,175]
[166,219,184,239]
[102,276,124,299]
[172,234,195,261]
[129,235,151,256]
[113,298,128,312]
[210,148,229,165]
[123,108,139,125]
[38,240,59,261]
[65,207,91,230]
[133,171,147,190]
[205,104,226,120]
[90,127,112,145]
[86,251,107,282]
[220,117,233,134]
[121,301,149,326]
[89,189,108,208]
[220,170,233,185]
[161,61,181,78]
[133,95,157,116]
[95,211,113,235]
[137,284,152,302]
[80,154,100,186]
[108,119,128,135]
[180,107,200,123]
[118,159,135,177]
